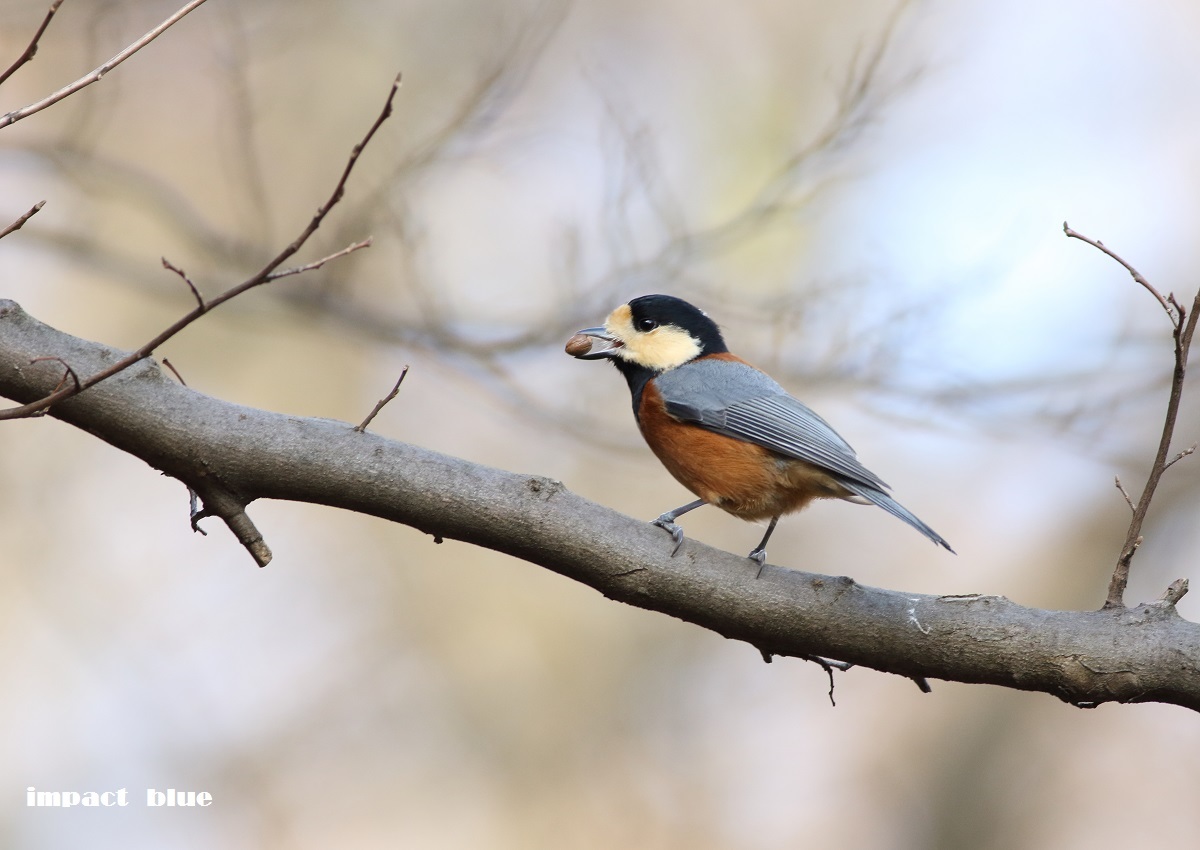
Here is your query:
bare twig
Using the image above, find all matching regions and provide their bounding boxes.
[0,0,209,130]
[1065,224,1200,608]
[28,355,79,396]
[0,0,64,87]
[1114,475,1135,513]
[246,74,399,284]
[0,201,46,240]
[1064,222,1176,320]
[161,258,204,308]
[1161,579,1189,606]
[189,477,271,566]
[264,238,372,281]
[355,366,409,433]
[1165,444,1197,470]
[0,73,401,422]
[801,655,854,707]
[161,358,187,385]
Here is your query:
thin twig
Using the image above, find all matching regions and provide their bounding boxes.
[162,358,187,385]
[355,366,409,433]
[1165,444,1196,470]
[1066,225,1200,608]
[161,257,204,308]
[0,201,46,240]
[265,238,372,281]
[1064,222,1176,320]
[801,655,856,707]
[0,73,401,421]
[241,73,399,286]
[0,0,209,130]
[28,356,80,395]
[0,0,64,87]
[1114,475,1135,513]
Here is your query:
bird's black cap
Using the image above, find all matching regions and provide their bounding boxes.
[627,294,728,356]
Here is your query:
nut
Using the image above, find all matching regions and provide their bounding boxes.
[564,333,593,357]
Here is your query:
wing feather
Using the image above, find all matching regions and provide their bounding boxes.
[669,394,890,491]
[653,357,953,551]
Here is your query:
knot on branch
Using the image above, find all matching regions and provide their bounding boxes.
[525,476,564,501]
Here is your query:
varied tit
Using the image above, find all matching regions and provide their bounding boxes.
[567,294,952,572]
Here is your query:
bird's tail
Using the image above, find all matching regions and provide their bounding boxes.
[841,482,955,553]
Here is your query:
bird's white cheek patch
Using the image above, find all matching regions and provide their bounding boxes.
[604,306,701,370]
[629,328,702,370]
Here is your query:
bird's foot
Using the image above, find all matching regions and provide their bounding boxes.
[748,547,767,579]
[651,514,686,557]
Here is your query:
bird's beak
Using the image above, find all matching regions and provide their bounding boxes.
[571,326,623,360]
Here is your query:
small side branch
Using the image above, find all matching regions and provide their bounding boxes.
[0,0,64,87]
[0,201,46,240]
[28,356,79,397]
[161,257,204,309]
[1065,223,1200,609]
[1064,222,1176,320]
[355,366,409,433]
[1165,444,1197,470]
[802,655,854,707]
[1114,476,1135,513]
[265,238,372,282]
[190,476,272,567]
[1161,579,1189,607]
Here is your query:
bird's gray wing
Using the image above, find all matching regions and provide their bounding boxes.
[654,358,953,551]
[654,358,889,491]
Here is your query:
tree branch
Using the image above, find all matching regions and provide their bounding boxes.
[1064,223,1199,608]
[0,0,64,88]
[2,299,1198,712]
[0,74,399,423]
[0,200,46,240]
[0,0,210,130]
[355,366,409,433]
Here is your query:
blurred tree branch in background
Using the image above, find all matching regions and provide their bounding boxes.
[2,0,965,437]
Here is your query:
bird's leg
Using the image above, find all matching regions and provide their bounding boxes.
[651,499,707,557]
[749,515,780,578]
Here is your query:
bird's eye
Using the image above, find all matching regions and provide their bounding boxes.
[636,317,658,332]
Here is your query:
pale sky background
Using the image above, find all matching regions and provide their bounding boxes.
[2,1,1199,848]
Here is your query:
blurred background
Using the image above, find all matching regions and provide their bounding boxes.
[2,0,1200,847]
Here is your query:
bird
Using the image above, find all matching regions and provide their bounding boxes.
[567,294,952,573]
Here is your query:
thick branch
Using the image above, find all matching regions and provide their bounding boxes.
[2,299,1199,711]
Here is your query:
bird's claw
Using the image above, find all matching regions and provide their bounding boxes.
[748,547,767,579]
[651,514,685,557]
